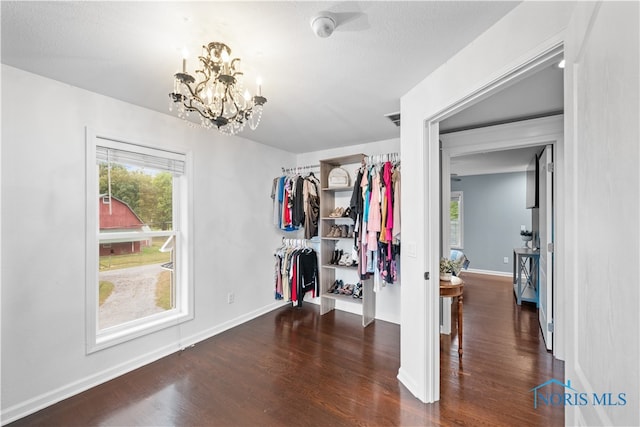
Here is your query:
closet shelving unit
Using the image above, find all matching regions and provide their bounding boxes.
[319,154,375,327]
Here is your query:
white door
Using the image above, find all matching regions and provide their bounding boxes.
[537,145,553,350]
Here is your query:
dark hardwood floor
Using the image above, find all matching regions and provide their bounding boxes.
[10,272,563,426]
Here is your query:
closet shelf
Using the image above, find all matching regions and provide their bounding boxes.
[319,152,374,327]
[321,264,358,270]
[321,187,352,193]
[322,293,363,305]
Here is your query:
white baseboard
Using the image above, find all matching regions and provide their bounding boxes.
[1,300,290,425]
[464,268,512,277]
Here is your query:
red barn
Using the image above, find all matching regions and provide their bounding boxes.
[99,195,149,256]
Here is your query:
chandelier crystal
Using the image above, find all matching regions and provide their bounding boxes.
[169,42,266,136]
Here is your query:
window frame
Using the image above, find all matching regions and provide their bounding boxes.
[450,191,463,250]
[85,129,193,354]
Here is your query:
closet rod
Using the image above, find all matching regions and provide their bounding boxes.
[281,164,320,174]
[365,152,400,165]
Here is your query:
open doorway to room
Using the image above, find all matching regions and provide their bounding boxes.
[434,57,565,404]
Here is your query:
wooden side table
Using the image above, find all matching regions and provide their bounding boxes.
[440,278,464,357]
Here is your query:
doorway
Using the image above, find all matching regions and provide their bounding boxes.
[439,126,560,347]
[428,46,566,402]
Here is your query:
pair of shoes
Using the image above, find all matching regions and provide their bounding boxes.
[328,279,343,293]
[341,283,354,295]
[326,225,341,237]
[328,207,345,218]
[352,282,363,299]
[330,249,343,265]
[327,225,349,238]
[338,253,355,266]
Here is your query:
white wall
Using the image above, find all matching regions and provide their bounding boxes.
[399,1,576,404]
[0,65,294,423]
[297,138,401,325]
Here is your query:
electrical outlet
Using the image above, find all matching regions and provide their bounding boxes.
[227,292,235,304]
[503,257,509,264]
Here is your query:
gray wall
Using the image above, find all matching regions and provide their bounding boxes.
[451,172,531,273]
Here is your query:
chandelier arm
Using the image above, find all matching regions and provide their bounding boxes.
[179,80,205,103]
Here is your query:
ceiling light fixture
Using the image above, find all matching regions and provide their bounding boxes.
[169,42,267,136]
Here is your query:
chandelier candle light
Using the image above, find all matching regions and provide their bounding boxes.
[169,42,266,136]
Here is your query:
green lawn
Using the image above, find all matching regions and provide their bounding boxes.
[155,270,172,310]
[99,237,170,271]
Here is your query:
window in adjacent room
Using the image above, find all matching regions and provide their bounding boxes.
[450,191,463,249]
[86,133,192,353]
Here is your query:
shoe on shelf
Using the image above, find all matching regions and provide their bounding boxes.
[333,280,344,294]
[338,253,352,266]
[353,282,363,299]
[352,282,361,298]
[328,207,345,218]
[342,207,351,218]
[340,225,348,238]
[329,249,337,265]
[342,283,354,295]
[328,280,339,293]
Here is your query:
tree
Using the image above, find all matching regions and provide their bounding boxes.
[99,163,173,230]
[153,172,173,230]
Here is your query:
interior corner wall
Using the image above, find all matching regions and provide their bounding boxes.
[399,1,576,403]
[296,138,401,325]
[0,65,295,423]
[451,172,530,274]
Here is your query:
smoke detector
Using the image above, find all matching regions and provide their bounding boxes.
[310,13,336,38]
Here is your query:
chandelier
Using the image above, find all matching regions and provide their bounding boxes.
[169,42,267,136]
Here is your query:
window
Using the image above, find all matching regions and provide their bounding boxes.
[450,191,463,249]
[86,132,192,353]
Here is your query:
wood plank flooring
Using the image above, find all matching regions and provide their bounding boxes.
[9,272,563,426]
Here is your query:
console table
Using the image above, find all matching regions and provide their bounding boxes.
[513,248,539,306]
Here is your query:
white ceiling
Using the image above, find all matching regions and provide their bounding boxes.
[450,145,544,177]
[2,1,563,177]
[2,1,524,154]
[446,62,564,176]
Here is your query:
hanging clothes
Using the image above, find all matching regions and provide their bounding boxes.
[274,241,319,307]
[348,157,401,289]
[271,172,320,236]
[302,173,320,239]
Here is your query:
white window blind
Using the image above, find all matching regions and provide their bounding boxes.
[96,144,185,175]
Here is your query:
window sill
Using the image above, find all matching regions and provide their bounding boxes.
[88,309,193,354]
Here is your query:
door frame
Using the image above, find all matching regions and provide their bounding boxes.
[439,116,563,344]
[422,41,566,401]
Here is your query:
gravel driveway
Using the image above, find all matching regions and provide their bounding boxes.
[99,263,167,329]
